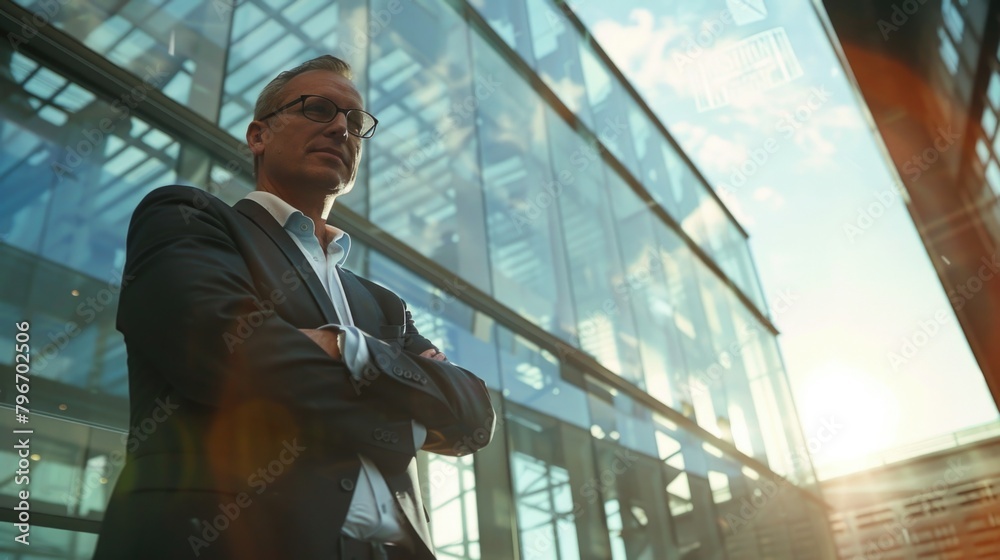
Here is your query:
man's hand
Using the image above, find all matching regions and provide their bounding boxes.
[420,348,447,361]
[299,328,342,360]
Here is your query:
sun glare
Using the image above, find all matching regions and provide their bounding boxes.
[797,363,902,473]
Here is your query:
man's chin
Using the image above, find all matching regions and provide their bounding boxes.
[303,169,353,196]
[331,181,354,196]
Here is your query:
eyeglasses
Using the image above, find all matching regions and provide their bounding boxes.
[258,95,378,139]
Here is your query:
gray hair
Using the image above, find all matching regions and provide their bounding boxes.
[254,55,354,120]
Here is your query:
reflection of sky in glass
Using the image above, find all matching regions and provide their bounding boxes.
[567,0,1000,477]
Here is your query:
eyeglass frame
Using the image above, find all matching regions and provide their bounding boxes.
[257,94,379,139]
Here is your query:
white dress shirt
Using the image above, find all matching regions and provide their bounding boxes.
[244,191,426,546]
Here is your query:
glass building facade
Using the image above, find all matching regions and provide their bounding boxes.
[0,0,835,558]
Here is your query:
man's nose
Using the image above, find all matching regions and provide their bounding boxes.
[323,112,349,137]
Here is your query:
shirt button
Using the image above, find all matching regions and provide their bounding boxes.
[340,478,355,492]
[299,223,309,232]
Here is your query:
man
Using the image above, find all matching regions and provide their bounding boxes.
[93,55,495,560]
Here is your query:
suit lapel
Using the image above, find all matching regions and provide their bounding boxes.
[234,199,340,324]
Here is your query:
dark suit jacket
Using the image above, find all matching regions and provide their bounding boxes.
[92,185,496,560]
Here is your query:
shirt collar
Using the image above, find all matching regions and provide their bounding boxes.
[243,190,351,265]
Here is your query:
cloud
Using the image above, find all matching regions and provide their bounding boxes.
[590,9,690,94]
[695,133,749,172]
[753,186,785,209]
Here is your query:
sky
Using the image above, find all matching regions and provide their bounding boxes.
[568,0,999,478]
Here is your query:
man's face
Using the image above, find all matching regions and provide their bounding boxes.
[249,70,365,196]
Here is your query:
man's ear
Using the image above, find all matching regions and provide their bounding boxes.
[246,120,266,157]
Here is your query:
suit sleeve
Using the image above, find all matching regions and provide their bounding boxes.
[354,333,495,456]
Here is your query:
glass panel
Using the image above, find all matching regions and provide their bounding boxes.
[470,0,535,65]
[420,452,481,559]
[652,229,717,424]
[578,43,640,177]
[647,139,713,253]
[607,180,687,409]
[366,0,492,292]
[667,469,725,559]
[473,32,576,340]
[16,0,233,119]
[497,326,589,430]
[628,98,670,193]
[506,403,612,560]
[545,112,643,383]
[1,46,181,425]
[524,0,594,126]
[722,219,768,313]
[594,439,678,559]
[743,331,814,484]
[585,377,659,459]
